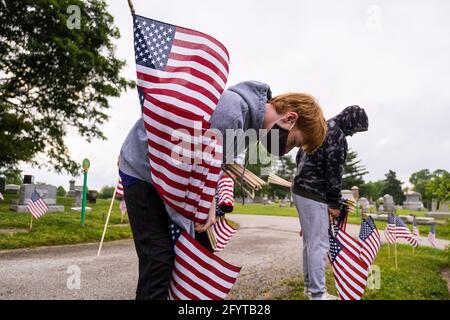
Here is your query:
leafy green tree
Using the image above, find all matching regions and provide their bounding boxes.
[425,170,450,210]
[57,186,66,196]
[359,180,385,202]
[380,170,405,204]
[98,185,115,199]
[4,170,23,185]
[342,149,369,190]
[0,0,134,176]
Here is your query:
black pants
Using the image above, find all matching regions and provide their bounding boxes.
[124,180,213,300]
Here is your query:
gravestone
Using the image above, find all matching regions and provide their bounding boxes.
[70,190,92,212]
[403,191,424,211]
[0,176,5,193]
[383,194,395,213]
[68,179,76,197]
[341,190,355,202]
[87,190,98,204]
[9,184,64,212]
[351,186,360,201]
[358,197,370,213]
[4,184,20,194]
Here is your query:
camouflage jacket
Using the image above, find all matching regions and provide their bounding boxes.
[292,106,368,208]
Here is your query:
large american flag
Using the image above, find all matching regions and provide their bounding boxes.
[26,191,49,219]
[208,216,237,252]
[328,225,369,300]
[132,14,229,224]
[428,223,437,247]
[358,217,381,267]
[394,215,418,247]
[168,230,241,300]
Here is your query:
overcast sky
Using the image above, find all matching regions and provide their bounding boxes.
[20,0,450,190]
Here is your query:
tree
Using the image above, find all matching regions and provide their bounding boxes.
[359,180,385,202]
[0,1,134,176]
[380,170,405,205]
[409,169,433,207]
[342,149,369,189]
[425,170,450,210]
[57,186,66,196]
[98,185,115,199]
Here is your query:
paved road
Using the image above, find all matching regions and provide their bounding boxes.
[0,214,448,299]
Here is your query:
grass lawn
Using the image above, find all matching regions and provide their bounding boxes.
[232,203,450,241]
[275,244,450,300]
[0,194,132,250]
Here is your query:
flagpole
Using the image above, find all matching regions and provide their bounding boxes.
[97,185,118,256]
[127,0,135,14]
[394,239,398,270]
[29,214,33,232]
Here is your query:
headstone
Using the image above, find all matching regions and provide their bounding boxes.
[74,190,82,206]
[9,184,64,212]
[87,190,98,204]
[341,190,355,202]
[351,186,360,201]
[426,212,450,219]
[0,176,5,193]
[23,175,34,184]
[358,197,370,213]
[4,184,20,194]
[383,194,395,213]
[68,179,76,197]
[403,191,424,211]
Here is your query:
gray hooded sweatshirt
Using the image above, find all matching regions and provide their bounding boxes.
[118,81,271,232]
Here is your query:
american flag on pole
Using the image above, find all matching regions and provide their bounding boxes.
[208,216,237,252]
[132,14,229,224]
[385,213,397,244]
[168,229,241,300]
[116,179,124,198]
[26,191,49,219]
[358,217,381,267]
[394,215,418,247]
[428,223,437,247]
[216,175,234,213]
[328,225,369,300]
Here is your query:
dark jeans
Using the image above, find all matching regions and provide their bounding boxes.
[124,180,174,300]
[124,180,213,300]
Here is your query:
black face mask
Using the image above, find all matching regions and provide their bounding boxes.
[260,123,290,157]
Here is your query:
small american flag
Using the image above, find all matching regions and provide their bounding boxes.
[208,216,237,252]
[168,230,241,300]
[26,191,49,219]
[328,226,369,300]
[428,223,437,247]
[133,14,229,224]
[358,217,381,267]
[412,216,419,239]
[394,215,418,247]
[385,213,397,244]
[216,175,234,213]
[116,179,124,198]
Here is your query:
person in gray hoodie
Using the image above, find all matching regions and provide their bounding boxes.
[119,81,327,300]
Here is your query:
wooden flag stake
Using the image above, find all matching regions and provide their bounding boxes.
[29,214,33,232]
[97,184,118,256]
[394,240,398,270]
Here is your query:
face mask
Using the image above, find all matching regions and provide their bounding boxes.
[260,119,295,157]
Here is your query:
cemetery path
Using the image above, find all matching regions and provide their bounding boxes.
[0,214,448,299]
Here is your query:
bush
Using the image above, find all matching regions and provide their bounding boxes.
[56,186,66,196]
[99,186,115,199]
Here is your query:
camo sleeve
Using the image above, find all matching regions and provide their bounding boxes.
[324,133,347,209]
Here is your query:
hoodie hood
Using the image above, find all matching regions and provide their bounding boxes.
[227,81,271,131]
[330,105,368,136]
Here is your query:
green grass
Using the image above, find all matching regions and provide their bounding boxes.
[275,244,450,300]
[232,203,450,240]
[0,194,132,250]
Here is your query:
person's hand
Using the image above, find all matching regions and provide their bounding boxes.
[195,203,216,233]
[328,208,340,219]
